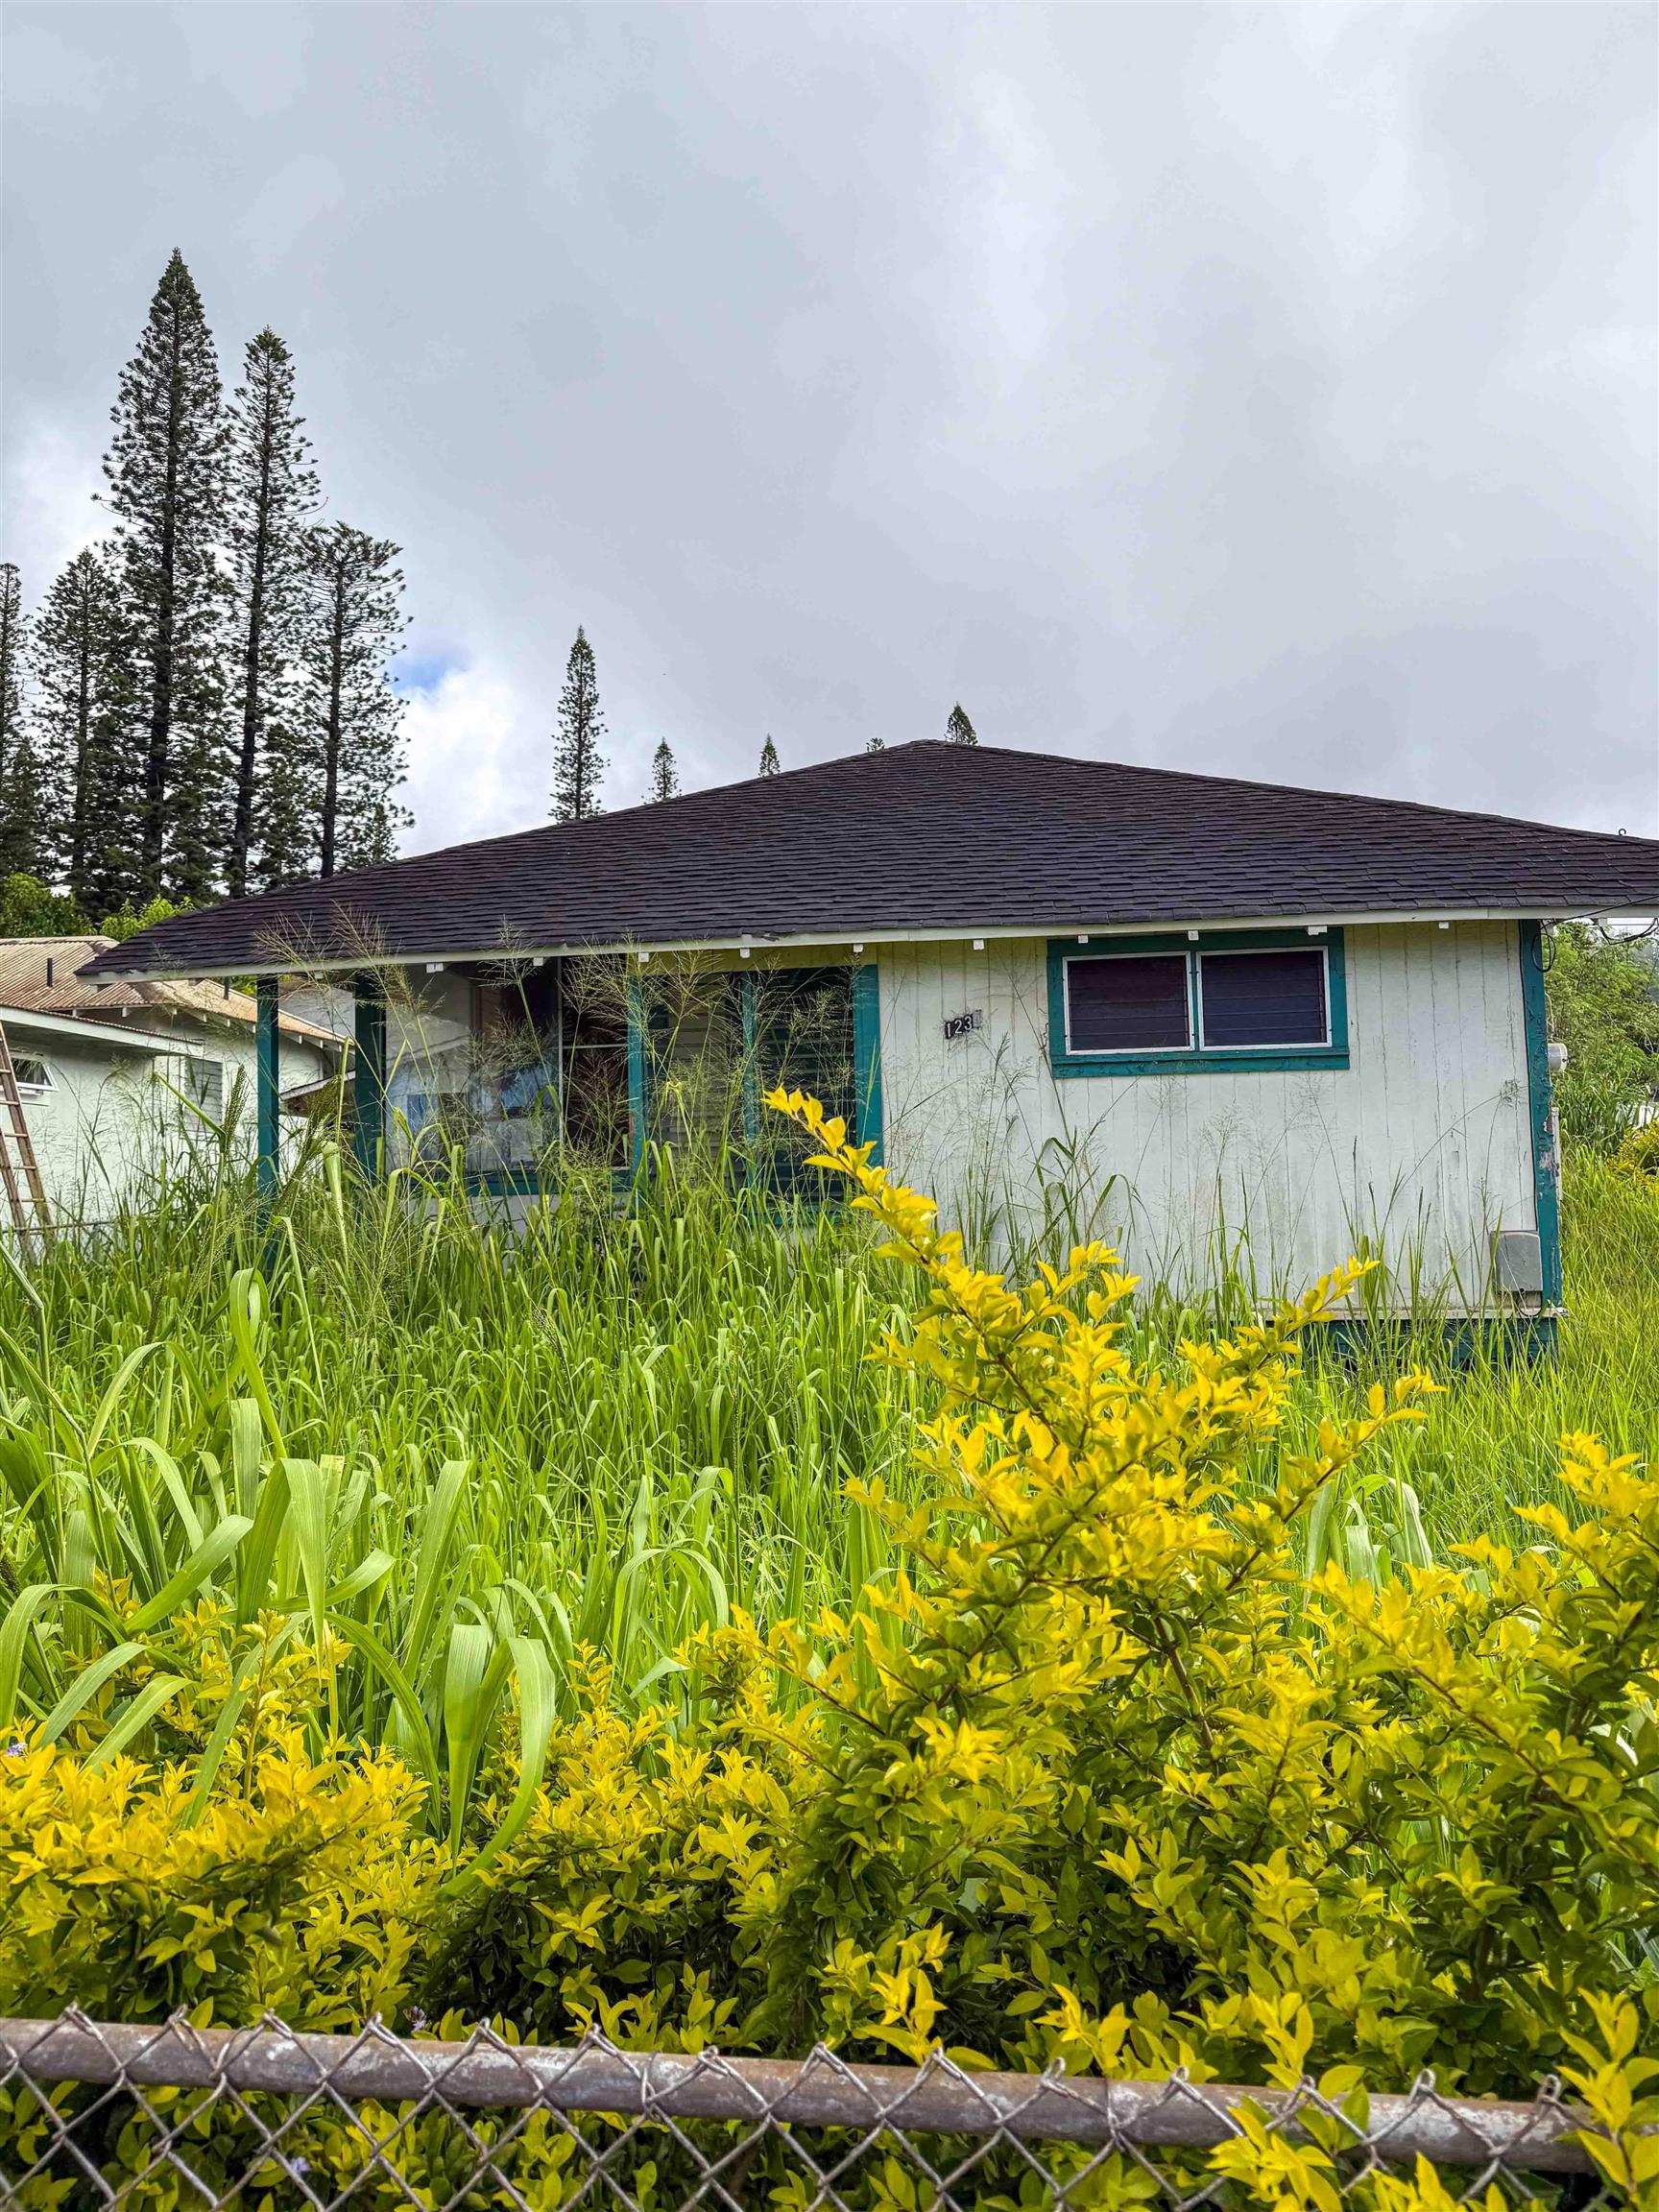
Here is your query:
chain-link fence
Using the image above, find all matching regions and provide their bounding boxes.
[0,2010,1613,2209]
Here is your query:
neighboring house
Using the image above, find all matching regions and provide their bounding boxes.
[77,744,1659,1342]
[1,936,346,1226]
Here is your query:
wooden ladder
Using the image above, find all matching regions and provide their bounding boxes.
[0,1018,52,1248]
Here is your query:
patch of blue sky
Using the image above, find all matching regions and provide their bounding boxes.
[393,647,466,695]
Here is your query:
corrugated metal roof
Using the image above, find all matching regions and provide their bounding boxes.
[77,741,1659,981]
[1,937,345,1044]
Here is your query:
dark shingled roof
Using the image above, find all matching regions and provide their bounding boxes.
[81,740,1659,979]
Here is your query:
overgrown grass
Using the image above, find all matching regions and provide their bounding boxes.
[1290,1155,1659,1566]
[0,1135,1652,1852]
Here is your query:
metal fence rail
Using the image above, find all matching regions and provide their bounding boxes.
[0,2009,1610,2208]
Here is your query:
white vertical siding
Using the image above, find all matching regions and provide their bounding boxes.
[876,923,1534,1311]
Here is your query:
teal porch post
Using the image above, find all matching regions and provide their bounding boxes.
[626,974,647,1179]
[852,961,883,1166]
[255,977,280,1203]
[352,984,387,1181]
[740,970,759,1151]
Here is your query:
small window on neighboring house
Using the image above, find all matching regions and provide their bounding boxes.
[181,1058,225,1119]
[12,1056,52,1094]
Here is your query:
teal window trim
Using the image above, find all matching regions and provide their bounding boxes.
[255,976,280,1200]
[1046,927,1350,1079]
[469,1165,548,1199]
[852,962,883,1164]
[351,985,387,1182]
[1517,919,1564,1310]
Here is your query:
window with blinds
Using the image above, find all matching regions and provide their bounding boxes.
[1051,932,1345,1075]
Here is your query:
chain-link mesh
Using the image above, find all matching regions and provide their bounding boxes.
[0,2010,1612,2209]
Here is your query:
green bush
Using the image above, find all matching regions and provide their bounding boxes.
[1547,921,1659,1152]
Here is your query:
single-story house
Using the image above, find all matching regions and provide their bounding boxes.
[1,936,346,1228]
[78,743,1659,1340]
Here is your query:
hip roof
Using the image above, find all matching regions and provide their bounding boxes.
[77,742,1659,980]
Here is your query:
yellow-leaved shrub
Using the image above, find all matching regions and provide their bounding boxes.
[0,1727,436,2029]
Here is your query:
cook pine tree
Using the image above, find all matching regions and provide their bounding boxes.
[27,546,134,911]
[294,523,411,879]
[945,703,977,746]
[649,739,680,802]
[757,734,781,777]
[226,328,320,897]
[102,250,231,902]
[550,627,606,822]
[0,562,27,872]
[0,734,47,880]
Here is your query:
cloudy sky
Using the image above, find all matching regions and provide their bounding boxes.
[5,3,1655,850]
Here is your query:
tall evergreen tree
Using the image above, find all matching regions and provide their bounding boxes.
[0,733,48,879]
[945,703,977,746]
[550,627,606,822]
[102,251,229,900]
[757,734,781,777]
[27,546,135,911]
[294,523,410,878]
[0,561,49,879]
[865,734,885,753]
[226,329,319,898]
[649,739,679,802]
[254,731,315,889]
[0,563,23,792]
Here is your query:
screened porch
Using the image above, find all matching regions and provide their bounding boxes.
[252,952,882,1201]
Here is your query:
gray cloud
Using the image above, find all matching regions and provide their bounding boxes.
[4,2,1654,849]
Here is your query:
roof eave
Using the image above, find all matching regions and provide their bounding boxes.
[73,902,1659,984]
[0,1004,174,1053]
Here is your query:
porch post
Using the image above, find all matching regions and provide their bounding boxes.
[352,983,387,1181]
[740,971,759,1151]
[255,976,280,1202]
[851,961,883,1166]
[626,975,647,1178]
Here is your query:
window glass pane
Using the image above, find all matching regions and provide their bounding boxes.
[1067,955,1190,1052]
[13,1057,50,1090]
[183,1058,225,1117]
[1199,950,1327,1047]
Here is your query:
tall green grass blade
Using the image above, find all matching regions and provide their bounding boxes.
[39,1641,144,1745]
[84,1675,188,1771]
[452,1635,559,1887]
[129,1516,252,1634]
[0,1584,57,1729]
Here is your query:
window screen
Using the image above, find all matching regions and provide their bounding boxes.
[182,1058,225,1118]
[1198,949,1328,1047]
[1066,955,1190,1052]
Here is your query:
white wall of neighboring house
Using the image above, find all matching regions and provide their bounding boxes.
[7,1012,336,1226]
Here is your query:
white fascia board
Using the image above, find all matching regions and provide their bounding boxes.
[84,903,1658,983]
[0,1005,172,1054]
